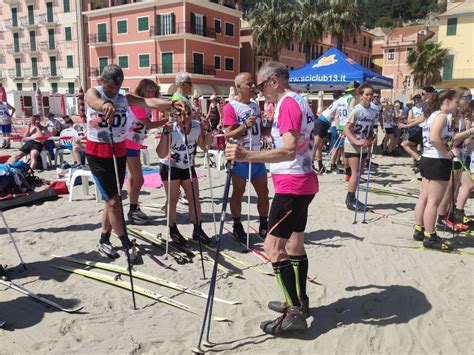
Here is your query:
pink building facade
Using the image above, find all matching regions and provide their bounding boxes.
[0,0,81,94]
[82,0,241,96]
[380,25,436,102]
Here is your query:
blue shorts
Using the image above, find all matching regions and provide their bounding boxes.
[1,124,12,133]
[126,148,140,158]
[330,126,344,149]
[232,162,267,180]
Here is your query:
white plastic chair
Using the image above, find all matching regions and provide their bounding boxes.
[55,128,79,166]
[203,150,224,171]
[68,169,101,203]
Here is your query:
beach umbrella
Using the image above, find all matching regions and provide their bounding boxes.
[36,88,44,118]
[60,94,66,116]
[0,85,6,102]
[77,87,86,122]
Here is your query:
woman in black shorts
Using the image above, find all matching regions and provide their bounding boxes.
[413,90,460,250]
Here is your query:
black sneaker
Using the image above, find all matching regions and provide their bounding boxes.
[423,233,454,251]
[259,220,268,240]
[233,223,247,244]
[98,242,120,259]
[134,207,148,220]
[413,228,424,241]
[192,224,216,247]
[268,298,310,318]
[260,307,308,335]
[170,225,190,247]
[345,196,365,211]
[128,210,148,225]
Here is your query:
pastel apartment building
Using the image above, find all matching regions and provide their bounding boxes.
[81,0,241,96]
[437,0,474,90]
[380,25,436,102]
[0,0,81,94]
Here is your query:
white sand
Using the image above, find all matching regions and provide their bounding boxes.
[1,145,473,354]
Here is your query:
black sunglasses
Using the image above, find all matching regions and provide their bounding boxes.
[256,78,271,92]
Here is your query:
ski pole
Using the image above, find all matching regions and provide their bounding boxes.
[182,113,206,280]
[109,127,137,310]
[0,210,26,270]
[247,125,252,249]
[192,142,234,354]
[165,121,172,259]
[362,145,374,224]
[353,148,364,224]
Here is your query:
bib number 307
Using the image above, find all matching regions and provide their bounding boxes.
[97,112,127,128]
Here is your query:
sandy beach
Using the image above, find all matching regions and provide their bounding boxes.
[1,143,473,354]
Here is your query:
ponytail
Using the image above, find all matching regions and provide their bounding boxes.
[426,89,458,116]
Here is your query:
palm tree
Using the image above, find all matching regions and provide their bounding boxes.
[249,0,295,60]
[407,41,449,87]
[293,0,326,63]
[321,0,362,51]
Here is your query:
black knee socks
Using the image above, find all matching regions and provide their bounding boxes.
[290,255,309,300]
[272,260,300,307]
[99,232,111,244]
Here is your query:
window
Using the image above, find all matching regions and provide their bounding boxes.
[51,83,58,93]
[387,49,395,61]
[29,31,36,51]
[15,58,21,77]
[118,55,128,69]
[138,17,148,32]
[66,55,73,69]
[191,13,205,36]
[155,14,176,35]
[13,32,20,52]
[404,75,412,88]
[65,27,72,41]
[50,56,57,76]
[12,8,18,27]
[48,28,55,49]
[31,58,38,76]
[161,52,173,74]
[406,47,414,58]
[139,54,150,68]
[214,55,221,70]
[225,57,234,71]
[443,54,454,80]
[225,22,234,37]
[97,23,107,42]
[68,82,75,94]
[117,20,127,34]
[193,53,204,74]
[447,18,457,36]
[99,57,108,75]
[28,5,34,25]
[16,83,23,91]
[214,19,221,34]
[46,2,54,22]
[64,0,71,13]
[33,83,37,91]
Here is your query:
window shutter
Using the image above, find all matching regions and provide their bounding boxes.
[191,13,196,34]
[203,16,207,36]
[156,15,161,35]
[171,13,176,34]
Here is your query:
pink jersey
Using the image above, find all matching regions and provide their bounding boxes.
[125,106,149,150]
[270,92,318,195]
[222,99,261,150]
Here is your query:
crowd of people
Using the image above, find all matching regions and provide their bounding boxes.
[1,61,473,337]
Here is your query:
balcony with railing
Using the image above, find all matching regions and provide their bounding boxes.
[20,16,41,28]
[4,0,21,5]
[41,67,62,78]
[38,14,59,26]
[22,42,39,54]
[5,44,22,56]
[88,33,112,46]
[7,68,23,79]
[150,63,215,76]
[4,19,21,30]
[150,22,216,39]
[39,41,59,53]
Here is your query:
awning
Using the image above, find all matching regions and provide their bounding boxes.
[158,83,176,96]
[213,85,233,96]
[192,84,215,96]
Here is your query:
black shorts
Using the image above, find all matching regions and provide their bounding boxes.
[87,154,126,201]
[385,127,394,135]
[160,163,197,181]
[313,119,330,139]
[420,157,452,181]
[407,127,422,145]
[20,140,44,154]
[268,193,314,239]
[210,118,220,131]
[344,152,368,159]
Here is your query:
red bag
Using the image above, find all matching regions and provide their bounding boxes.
[49,181,69,195]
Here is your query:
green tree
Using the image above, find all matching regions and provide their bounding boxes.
[293,0,326,63]
[321,0,362,50]
[407,42,449,87]
[248,0,295,60]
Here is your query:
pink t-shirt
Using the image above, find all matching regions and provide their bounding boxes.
[271,96,318,195]
[125,106,148,150]
[222,102,238,126]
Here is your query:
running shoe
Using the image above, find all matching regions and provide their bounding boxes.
[413,228,424,242]
[233,223,247,244]
[438,214,469,232]
[193,224,216,247]
[268,298,310,318]
[127,210,147,225]
[98,242,120,259]
[345,195,366,211]
[260,307,308,335]
[423,233,454,251]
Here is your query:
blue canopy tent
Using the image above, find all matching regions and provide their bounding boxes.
[289,47,393,91]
